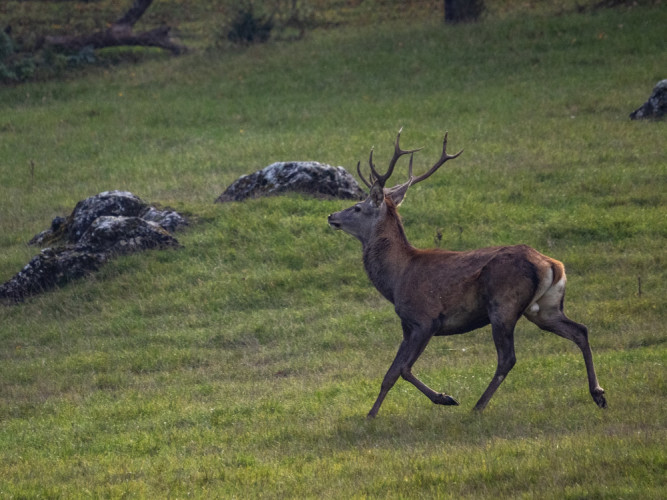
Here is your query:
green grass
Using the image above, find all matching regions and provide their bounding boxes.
[1,2,666,498]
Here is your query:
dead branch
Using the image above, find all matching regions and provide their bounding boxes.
[43,0,185,55]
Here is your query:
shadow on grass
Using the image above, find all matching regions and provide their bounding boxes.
[318,398,611,453]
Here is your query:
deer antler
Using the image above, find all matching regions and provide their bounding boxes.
[408,132,463,186]
[368,128,422,188]
[356,161,373,189]
[383,132,463,206]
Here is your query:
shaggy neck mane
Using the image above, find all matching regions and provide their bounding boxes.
[362,197,413,303]
[382,197,411,247]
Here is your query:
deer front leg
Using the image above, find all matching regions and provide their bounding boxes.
[367,340,405,418]
[401,371,460,407]
[367,322,458,418]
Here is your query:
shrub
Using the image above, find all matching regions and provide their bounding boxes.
[226,3,274,45]
[0,30,37,83]
[0,30,13,60]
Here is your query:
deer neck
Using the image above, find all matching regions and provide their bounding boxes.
[362,201,413,304]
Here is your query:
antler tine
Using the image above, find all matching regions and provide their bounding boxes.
[368,146,378,184]
[369,128,422,187]
[356,160,373,189]
[410,132,463,186]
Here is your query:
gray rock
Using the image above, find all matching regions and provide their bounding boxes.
[28,191,187,247]
[78,216,180,255]
[68,190,147,242]
[216,161,366,203]
[0,248,108,302]
[1,191,185,303]
[28,216,67,247]
[139,206,188,233]
[630,79,667,120]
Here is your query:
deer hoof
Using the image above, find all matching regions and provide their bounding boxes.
[593,390,607,409]
[434,394,459,406]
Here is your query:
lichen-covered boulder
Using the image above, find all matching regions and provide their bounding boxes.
[78,216,180,255]
[215,161,366,203]
[67,190,147,242]
[29,190,187,247]
[0,248,108,302]
[1,191,186,303]
[630,79,667,120]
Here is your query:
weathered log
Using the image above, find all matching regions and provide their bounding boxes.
[43,0,185,54]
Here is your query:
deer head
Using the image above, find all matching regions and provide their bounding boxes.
[328,128,463,245]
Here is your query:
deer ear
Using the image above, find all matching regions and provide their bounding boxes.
[369,182,385,207]
[387,182,410,206]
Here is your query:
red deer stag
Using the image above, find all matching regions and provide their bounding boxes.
[327,129,607,417]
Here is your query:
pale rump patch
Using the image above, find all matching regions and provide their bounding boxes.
[539,276,566,309]
[524,267,552,314]
[525,270,566,317]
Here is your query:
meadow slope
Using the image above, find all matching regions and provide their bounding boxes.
[1,3,665,498]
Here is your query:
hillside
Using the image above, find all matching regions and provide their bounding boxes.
[1,1,665,498]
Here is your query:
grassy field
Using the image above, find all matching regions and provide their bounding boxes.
[1,1,666,498]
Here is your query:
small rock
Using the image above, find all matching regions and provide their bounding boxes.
[29,216,66,247]
[140,206,188,233]
[630,79,667,120]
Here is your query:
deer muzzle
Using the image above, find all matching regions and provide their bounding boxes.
[327,213,342,229]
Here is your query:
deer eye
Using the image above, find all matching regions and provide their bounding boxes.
[354,205,361,212]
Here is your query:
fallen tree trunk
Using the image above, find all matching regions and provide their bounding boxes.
[43,0,185,55]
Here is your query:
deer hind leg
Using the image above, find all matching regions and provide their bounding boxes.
[473,316,518,411]
[367,321,458,418]
[527,307,607,409]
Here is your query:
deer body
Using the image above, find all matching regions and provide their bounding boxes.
[328,130,606,417]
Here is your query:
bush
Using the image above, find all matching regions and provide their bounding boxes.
[217,0,316,48]
[0,30,37,83]
[0,31,14,60]
[0,29,98,84]
[226,3,274,45]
